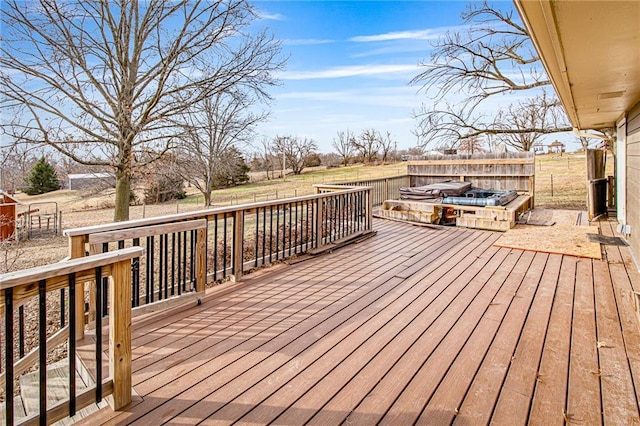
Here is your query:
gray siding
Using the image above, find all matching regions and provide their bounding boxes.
[627,101,640,265]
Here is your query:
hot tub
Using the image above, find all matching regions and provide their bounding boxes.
[442,189,518,207]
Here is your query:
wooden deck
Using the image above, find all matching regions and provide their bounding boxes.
[78,218,640,425]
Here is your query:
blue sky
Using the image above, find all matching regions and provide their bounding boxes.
[252,1,475,153]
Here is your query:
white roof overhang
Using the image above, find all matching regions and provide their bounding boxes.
[514,0,640,130]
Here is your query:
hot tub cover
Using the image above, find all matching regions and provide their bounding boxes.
[400,181,471,202]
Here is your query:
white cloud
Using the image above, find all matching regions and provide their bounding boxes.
[279,86,420,108]
[282,38,334,46]
[350,29,444,43]
[279,64,419,80]
[255,10,285,21]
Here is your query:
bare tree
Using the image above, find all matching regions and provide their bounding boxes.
[332,130,355,166]
[0,143,36,192]
[411,1,572,149]
[1,0,284,221]
[493,93,568,151]
[273,136,318,175]
[256,137,276,180]
[352,129,381,164]
[459,136,485,154]
[379,131,396,162]
[176,90,267,206]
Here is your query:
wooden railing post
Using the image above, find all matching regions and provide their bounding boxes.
[314,196,324,249]
[69,235,87,340]
[384,178,389,202]
[231,211,244,282]
[366,188,373,231]
[195,227,207,292]
[109,258,132,410]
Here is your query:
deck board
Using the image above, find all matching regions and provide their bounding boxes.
[528,255,576,425]
[592,246,640,422]
[76,218,640,426]
[567,257,601,424]
[491,254,563,425]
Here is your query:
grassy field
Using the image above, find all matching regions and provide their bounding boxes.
[182,163,408,207]
[533,151,614,209]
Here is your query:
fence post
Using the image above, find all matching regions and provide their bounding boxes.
[195,227,207,292]
[231,211,244,282]
[109,259,132,410]
[69,235,87,340]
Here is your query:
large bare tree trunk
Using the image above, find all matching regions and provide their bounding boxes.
[114,172,131,222]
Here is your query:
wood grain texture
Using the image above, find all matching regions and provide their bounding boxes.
[88,219,206,244]
[109,260,132,410]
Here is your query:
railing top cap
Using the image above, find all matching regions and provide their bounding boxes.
[64,186,372,237]
[0,247,144,289]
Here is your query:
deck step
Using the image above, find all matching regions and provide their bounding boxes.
[16,357,105,425]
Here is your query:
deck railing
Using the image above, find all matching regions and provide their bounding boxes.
[0,247,142,425]
[64,185,373,335]
[327,175,410,207]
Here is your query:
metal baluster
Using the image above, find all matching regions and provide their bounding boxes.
[60,288,65,327]
[223,215,228,278]
[132,237,140,307]
[102,243,109,316]
[231,216,236,276]
[171,233,176,296]
[182,231,187,290]
[339,195,343,239]
[213,215,218,282]
[294,201,298,254]
[269,206,273,263]
[190,230,195,290]
[145,236,152,304]
[39,279,47,421]
[68,273,77,416]
[159,234,164,300]
[276,205,280,260]
[165,234,170,297]
[95,267,103,403]
[18,305,24,358]
[255,209,259,268]
[262,208,267,266]
[5,288,14,425]
[177,231,182,294]
[288,202,292,256]
[149,236,155,303]
[310,200,314,250]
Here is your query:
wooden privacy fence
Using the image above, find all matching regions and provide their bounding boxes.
[0,247,142,425]
[64,185,373,328]
[330,154,536,208]
[407,152,536,204]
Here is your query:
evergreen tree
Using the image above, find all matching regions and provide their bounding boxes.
[24,157,60,195]
[212,148,250,189]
